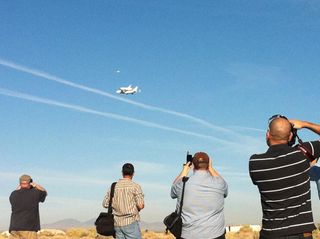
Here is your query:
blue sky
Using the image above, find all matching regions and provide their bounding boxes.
[1,0,320,229]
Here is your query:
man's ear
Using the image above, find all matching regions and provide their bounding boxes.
[266,130,271,146]
[266,131,270,140]
[288,132,293,142]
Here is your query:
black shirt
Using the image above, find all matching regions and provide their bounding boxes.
[9,187,47,232]
[249,141,320,238]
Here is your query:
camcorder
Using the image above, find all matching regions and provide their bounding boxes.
[186,151,193,164]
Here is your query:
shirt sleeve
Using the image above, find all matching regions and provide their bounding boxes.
[38,190,47,202]
[249,156,257,185]
[171,178,182,199]
[102,188,111,208]
[218,177,228,198]
[134,184,144,207]
[308,141,320,159]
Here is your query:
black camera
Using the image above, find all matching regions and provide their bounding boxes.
[186,152,193,164]
[288,127,297,147]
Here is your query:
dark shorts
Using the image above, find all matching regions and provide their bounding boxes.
[260,232,312,239]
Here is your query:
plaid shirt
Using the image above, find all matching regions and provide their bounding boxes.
[103,178,144,227]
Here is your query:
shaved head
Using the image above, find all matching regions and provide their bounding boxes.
[268,118,292,143]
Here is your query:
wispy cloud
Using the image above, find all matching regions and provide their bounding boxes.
[114,160,171,175]
[0,58,233,133]
[228,126,265,133]
[0,170,109,188]
[0,87,234,145]
[226,62,287,91]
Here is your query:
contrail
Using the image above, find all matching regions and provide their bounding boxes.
[0,58,232,133]
[0,87,235,145]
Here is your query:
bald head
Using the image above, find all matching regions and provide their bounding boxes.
[267,118,292,144]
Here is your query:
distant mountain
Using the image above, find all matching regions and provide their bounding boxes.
[42,218,165,232]
[42,218,93,229]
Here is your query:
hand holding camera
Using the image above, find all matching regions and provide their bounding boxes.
[186,152,193,165]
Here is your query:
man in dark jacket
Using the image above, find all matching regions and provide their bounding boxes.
[9,174,47,239]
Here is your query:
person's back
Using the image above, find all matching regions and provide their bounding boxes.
[103,163,144,239]
[9,174,47,239]
[249,116,320,239]
[111,178,143,226]
[171,152,228,239]
[10,188,46,232]
[250,143,314,238]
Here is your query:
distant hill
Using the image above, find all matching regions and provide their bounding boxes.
[42,218,165,232]
[42,218,94,229]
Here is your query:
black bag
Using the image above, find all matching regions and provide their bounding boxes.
[163,177,188,238]
[95,182,117,237]
[163,211,182,238]
[95,212,115,236]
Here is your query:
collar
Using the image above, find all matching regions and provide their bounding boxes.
[119,178,132,181]
[193,170,209,175]
[267,143,290,152]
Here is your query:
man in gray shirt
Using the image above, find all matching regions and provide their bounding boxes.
[171,152,228,239]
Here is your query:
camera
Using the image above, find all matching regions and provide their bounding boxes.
[288,127,297,147]
[186,151,193,164]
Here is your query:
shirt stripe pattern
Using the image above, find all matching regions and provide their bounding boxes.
[249,141,320,238]
[103,179,144,227]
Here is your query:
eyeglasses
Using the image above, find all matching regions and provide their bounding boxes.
[268,114,288,125]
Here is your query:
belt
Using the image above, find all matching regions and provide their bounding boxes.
[303,232,312,238]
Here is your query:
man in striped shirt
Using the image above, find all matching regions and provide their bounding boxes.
[103,163,144,239]
[249,115,320,239]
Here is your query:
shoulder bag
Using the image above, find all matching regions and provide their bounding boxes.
[95,182,117,237]
[163,176,189,238]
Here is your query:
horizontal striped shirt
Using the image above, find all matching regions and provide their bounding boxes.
[103,178,144,227]
[249,141,320,238]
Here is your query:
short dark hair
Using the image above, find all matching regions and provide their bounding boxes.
[122,163,134,176]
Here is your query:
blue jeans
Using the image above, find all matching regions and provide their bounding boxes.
[310,165,320,199]
[115,221,142,239]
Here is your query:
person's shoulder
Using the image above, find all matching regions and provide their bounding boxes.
[131,180,140,185]
[9,190,19,198]
[130,180,143,188]
[172,177,184,187]
[176,177,184,183]
[210,174,226,183]
[250,152,266,160]
[302,140,320,147]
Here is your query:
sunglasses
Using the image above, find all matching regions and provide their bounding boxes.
[268,114,288,125]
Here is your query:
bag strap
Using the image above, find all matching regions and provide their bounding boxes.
[178,176,189,217]
[294,132,317,162]
[108,182,117,214]
[297,144,317,162]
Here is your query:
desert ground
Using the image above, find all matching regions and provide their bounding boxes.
[1,226,320,239]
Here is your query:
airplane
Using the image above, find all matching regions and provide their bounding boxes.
[116,85,140,94]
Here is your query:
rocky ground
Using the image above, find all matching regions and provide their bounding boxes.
[1,226,320,239]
